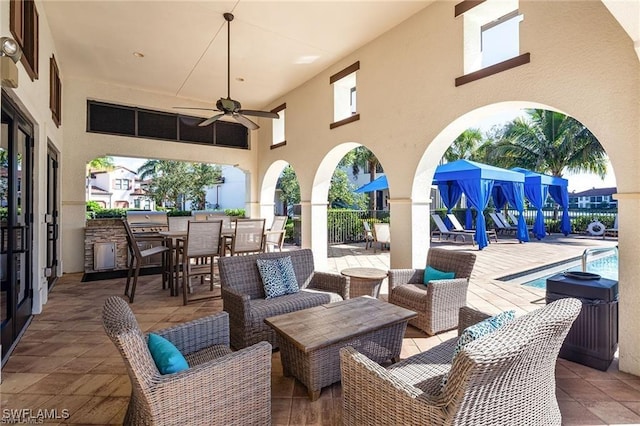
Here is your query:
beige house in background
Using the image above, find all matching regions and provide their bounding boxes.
[2,0,640,377]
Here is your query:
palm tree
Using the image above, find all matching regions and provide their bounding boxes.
[444,129,483,162]
[347,147,381,211]
[86,156,115,200]
[489,109,607,177]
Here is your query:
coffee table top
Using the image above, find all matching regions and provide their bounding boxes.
[264,297,416,352]
[341,267,388,280]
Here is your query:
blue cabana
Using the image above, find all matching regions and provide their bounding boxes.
[512,168,571,238]
[354,175,388,193]
[433,160,526,249]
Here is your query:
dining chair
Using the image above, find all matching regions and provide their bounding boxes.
[372,222,391,253]
[180,220,223,304]
[122,219,170,303]
[264,215,287,252]
[227,218,266,256]
[362,221,374,250]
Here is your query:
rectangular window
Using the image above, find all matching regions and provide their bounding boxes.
[481,10,523,68]
[330,61,360,129]
[271,103,286,146]
[10,0,39,81]
[49,55,61,127]
[134,199,140,209]
[114,179,130,190]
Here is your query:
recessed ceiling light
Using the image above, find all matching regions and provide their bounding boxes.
[235,77,245,82]
[133,52,144,58]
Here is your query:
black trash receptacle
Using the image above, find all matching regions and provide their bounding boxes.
[546,272,618,371]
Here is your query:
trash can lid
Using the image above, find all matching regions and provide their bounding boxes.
[546,273,618,301]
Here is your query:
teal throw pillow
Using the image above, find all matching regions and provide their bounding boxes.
[147,333,189,375]
[423,265,456,285]
[441,310,515,388]
[257,256,300,299]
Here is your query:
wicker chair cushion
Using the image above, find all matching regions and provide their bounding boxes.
[423,265,455,285]
[257,256,299,299]
[441,310,515,387]
[147,333,189,374]
[249,290,339,329]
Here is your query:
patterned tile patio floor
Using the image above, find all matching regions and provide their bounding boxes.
[2,234,637,425]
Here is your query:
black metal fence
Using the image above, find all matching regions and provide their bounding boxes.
[324,208,617,244]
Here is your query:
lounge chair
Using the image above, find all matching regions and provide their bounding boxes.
[508,211,534,232]
[430,214,470,244]
[446,213,498,243]
[603,214,618,239]
[489,212,516,234]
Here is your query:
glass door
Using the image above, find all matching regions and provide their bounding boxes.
[46,145,59,288]
[1,94,34,364]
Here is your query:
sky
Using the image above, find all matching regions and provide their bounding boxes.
[113,109,616,194]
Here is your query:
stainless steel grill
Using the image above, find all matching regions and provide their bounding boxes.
[125,211,169,234]
[125,211,168,268]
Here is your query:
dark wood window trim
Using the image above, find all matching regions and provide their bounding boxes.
[330,113,360,130]
[49,55,61,127]
[271,103,286,114]
[454,0,486,17]
[329,61,360,85]
[270,141,287,150]
[455,53,530,87]
[10,0,39,81]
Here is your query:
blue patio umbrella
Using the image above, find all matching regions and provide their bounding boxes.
[354,175,388,193]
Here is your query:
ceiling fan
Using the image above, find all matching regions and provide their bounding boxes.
[175,12,279,130]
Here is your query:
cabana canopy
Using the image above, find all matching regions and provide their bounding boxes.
[354,175,388,193]
[433,160,527,249]
[512,168,571,238]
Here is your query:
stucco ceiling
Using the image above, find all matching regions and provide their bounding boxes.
[42,1,431,110]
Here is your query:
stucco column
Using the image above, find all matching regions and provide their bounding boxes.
[260,202,275,227]
[60,155,90,273]
[614,194,640,376]
[388,198,430,269]
[307,201,328,271]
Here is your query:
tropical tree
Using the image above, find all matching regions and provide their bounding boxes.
[328,169,368,209]
[139,160,191,208]
[443,128,483,162]
[277,166,300,215]
[344,146,381,210]
[88,156,115,172]
[488,109,607,177]
[186,163,223,210]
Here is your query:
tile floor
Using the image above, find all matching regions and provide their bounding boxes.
[1,235,637,425]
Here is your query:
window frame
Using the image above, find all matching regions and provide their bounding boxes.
[329,61,361,129]
[10,0,39,81]
[271,103,286,148]
[49,55,62,127]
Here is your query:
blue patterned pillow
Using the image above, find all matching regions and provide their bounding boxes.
[441,310,515,388]
[257,256,299,299]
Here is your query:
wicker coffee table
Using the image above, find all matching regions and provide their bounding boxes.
[264,296,416,400]
[341,267,388,298]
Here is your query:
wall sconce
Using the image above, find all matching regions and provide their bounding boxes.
[0,37,21,88]
[0,37,22,63]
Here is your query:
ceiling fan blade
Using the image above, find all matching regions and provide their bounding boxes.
[238,109,280,119]
[199,113,226,127]
[233,113,259,130]
[173,106,220,111]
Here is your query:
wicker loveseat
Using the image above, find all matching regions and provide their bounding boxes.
[340,298,581,426]
[218,248,349,349]
[102,296,272,425]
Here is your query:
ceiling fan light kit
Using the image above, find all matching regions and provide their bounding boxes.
[175,12,279,130]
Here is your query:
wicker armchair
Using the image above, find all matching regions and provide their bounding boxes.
[340,297,582,426]
[388,248,476,335]
[218,248,348,349]
[102,296,272,425]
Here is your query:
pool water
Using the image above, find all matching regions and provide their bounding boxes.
[522,254,618,289]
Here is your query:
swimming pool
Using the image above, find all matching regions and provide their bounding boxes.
[507,253,618,289]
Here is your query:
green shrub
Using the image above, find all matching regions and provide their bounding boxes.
[166,210,192,217]
[93,208,127,218]
[0,207,7,221]
[86,200,102,212]
[224,208,245,217]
